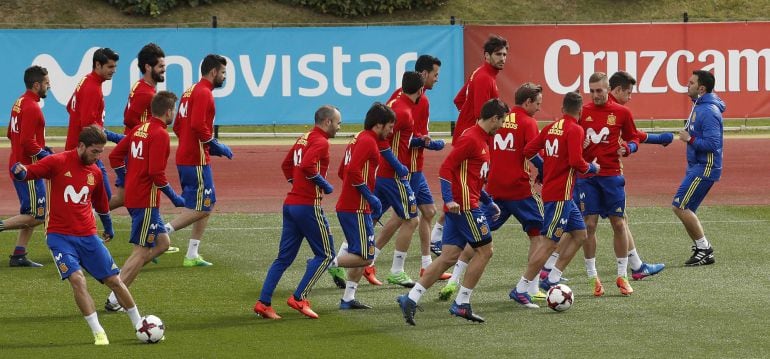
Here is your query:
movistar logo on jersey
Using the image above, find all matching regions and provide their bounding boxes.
[63,185,89,204]
[585,127,610,144]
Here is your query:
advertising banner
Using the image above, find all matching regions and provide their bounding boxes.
[465,23,770,120]
[0,26,463,126]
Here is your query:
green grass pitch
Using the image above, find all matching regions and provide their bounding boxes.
[1,205,768,357]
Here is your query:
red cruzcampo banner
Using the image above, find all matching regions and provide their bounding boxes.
[464,23,770,121]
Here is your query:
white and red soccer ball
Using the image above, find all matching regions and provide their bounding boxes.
[546,284,574,312]
[135,315,165,343]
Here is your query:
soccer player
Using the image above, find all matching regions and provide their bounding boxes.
[164,54,233,267]
[330,103,395,309]
[104,91,185,312]
[65,48,125,201]
[574,72,641,297]
[452,35,508,142]
[11,126,143,345]
[397,99,507,326]
[367,71,423,288]
[109,43,167,211]
[439,83,548,301]
[431,35,508,279]
[607,71,669,280]
[673,70,724,266]
[1,66,50,267]
[509,92,598,308]
[253,105,341,320]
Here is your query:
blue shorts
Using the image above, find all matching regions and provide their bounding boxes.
[483,196,544,233]
[47,233,120,282]
[672,173,715,212]
[575,176,626,218]
[128,207,167,248]
[13,178,46,220]
[443,208,492,249]
[542,200,586,242]
[336,211,375,259]
[96,159,112,200]
[408,172,434,206]
[374,176,417,220]
[178,165,216,211]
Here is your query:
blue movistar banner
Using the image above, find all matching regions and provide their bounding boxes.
[0,26,462,126]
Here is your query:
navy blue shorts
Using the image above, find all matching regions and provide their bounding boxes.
[337,211,375,259]
[443,208,492,249]
[483,196,544,233]
[542,200,586,242]
[178,165,216,211]
[12,178,46,220]
[575,176,626,218]
[47,233,120,282]
[128,207,167,248]
[672,173,715,212]
[408,171,434,206]
[374,176,417,220]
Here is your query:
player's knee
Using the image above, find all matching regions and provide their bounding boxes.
[102,275,124,290]
[420,205,436,220]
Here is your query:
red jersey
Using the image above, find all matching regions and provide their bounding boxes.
[123,79,155,134]
[453,62,499,143]
[174,79,216,166]
[109,117,171,208]
[608,93,648,142]
[439,124,491,211]
[486,106,540,201]
[388,88,430,172]
[524,115,590,202]
[7,90,46,175]
[579,99,640,176]
[336,130,380,213]
[65,72,105,150]
[282,127,331,206]
[23,150,109,236]
[377,95,416,178]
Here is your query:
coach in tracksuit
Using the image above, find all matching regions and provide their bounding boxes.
[673,70,725,267]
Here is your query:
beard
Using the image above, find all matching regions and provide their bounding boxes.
[213,77,225,89]
[151,70,165,83]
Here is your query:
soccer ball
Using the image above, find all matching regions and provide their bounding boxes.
[135,315,165,343]
[546,284,574,312]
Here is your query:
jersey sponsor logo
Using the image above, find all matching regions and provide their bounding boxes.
[480,161,489,179]
[9,115,19,133]
[178,101,189,118]
[545,139,559,157]
[585,127,610,144]
[131,140,145,160]
[293,148,303,166]
[493,132,515,151]
[63,185,89,204]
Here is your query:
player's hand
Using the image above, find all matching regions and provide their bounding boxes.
[445,201,460,214]
[11,162,27,181]
[617,142,628,156]
[368,196,382,221]
[583,136,590,149]
[160,185,186,207]
[426,139,445,151]
[208,138,234,159]
[422,136,432,146]
[98,213,114,242]
[490,202,501,222]
[44,146,55,154]
[660,132,674,147]
[678,130,691,143]
[37,148,52,159]
[586,159,600,175]
[114,166,126,188]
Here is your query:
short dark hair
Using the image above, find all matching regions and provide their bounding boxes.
[24,65,47,90]
[415,55,441,73]
[92,48,119,69]
[401,71,424,95]
[137,43,165,74]
[609,71,636,91]
[692,70,715,93]
[201,54,227,76]
[364,102,396,130]
[514,82,543,105]
[314,105,339,125]
[151,91,178,117]
[484,35,508,55]
[79,125,107,147]
[480,98,509,121]
[562,92,583,116]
